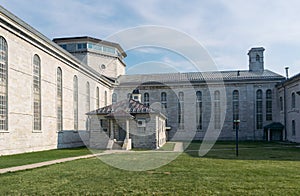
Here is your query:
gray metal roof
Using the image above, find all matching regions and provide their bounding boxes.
[117,70,285,85]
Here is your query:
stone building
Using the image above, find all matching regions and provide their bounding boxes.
[0,5,299,155]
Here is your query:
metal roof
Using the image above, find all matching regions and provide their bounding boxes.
[87,99,156,115]
[117,70,285,85]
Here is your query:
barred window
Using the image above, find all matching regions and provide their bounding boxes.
[112,93,117,104]
[233,90,239,129]
[256,89,263,129]
[96,87,99,108]
[33,54,41,130]
[73,76,78,131]
[196,91,202,130]
[144,93,149,106]
[161,92,167,109]
[86,82,90,112]
[178,92,184,129]
[57,67,63,131]
[214,90,221,129]
[266,89,272,121]
[0,37,8,130]
[292,92,296,109]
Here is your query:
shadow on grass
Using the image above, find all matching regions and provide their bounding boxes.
[184,141,300,161]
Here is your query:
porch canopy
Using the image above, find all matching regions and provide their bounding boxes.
[264,122,284,131]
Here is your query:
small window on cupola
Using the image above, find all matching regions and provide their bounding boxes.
[256,54,260,62]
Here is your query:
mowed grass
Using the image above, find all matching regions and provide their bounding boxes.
[0,142,300,195]
[0,147,93,169]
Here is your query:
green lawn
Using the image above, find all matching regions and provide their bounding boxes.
[0,147,93,169]
[0,142,300,195]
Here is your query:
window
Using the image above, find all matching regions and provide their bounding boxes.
[214,90,221,129]
[144,93,149,106]
[96,87,99,108]
[233,90,239,129]
[57,67,63,131]
[33,54,41,130]
[196,91,202,130]
[256,89,263,129]
[292,92,296,109]
[161,92,167,109]
[127,93,132,99]
[112,93,117,104]
[104,91,107,106]
[292,120,296,136]
[266,89,272,121]
[256,54,260,62]
[77,43,87,50]
[0,37,8,130]
[178,92,184,129]
[86,82,90,112]
[137,119,146,127]
[73,76,78,131]
[280,97,283,111]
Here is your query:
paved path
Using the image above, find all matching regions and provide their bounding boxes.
[0,143,183,174]
[0,150,121,174]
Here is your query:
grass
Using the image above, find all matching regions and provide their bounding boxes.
[0,142,300,195]
[0,147,94,169]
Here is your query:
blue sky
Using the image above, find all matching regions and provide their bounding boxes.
[1,0,300,76]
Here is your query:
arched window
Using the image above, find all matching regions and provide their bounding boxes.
[73,76,78,131]
[292,92,296,109]
[233,90,239,129]
[57,67,63,131]
[86,82,90,112]
[96,87,99,108]
[104,91,107,106]
[196,91,202,130]
[266,89,272,121]
[214,90,221,129]
[0,37,8,130]
[161,92,167,109]
[144,92,149,106]
[256,89,263,129]
[33,54,41,130]
[178,92,184,129]
[256,54,260,62]
[112,93,117,104]
[292,120,296,136]
[127,93,132,99]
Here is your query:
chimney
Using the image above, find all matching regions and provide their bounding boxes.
[285,67,289,79]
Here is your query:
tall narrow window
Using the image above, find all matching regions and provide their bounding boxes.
[0,37,8,130]
[161,92,167,109]
[33,54,41,130]
[292,92,296,109]
[214,91,221,129]
[127,93,132,99]
[144,93,149,106]
[196,91,202,131]
[266,89,272,121]
[86,82,90,112]
[256,89,263,129]
[178,92,184,129]
[292,120,296,136]
[96,87,99,108]
[233,90,239,129]
[112,93,117,104]
[280,97,283,111]
[73,76,78,131]
[57,67,63,131]
[104,91,107,106]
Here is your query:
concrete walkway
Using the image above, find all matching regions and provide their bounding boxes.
[0,143,184,174]
[0,151,117,174]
